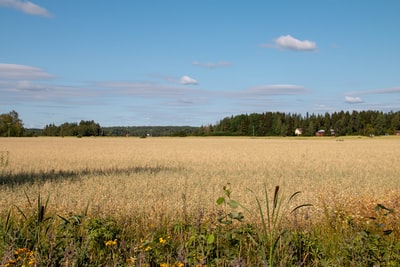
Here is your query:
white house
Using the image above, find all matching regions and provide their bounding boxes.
[295,128,303,135]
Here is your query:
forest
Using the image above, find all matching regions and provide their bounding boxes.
[1,110,400,137]
[200,110,400,136]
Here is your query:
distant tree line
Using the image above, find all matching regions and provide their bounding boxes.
[102,126,199,137]
[43,121,101,137]
[1,109,400,137]
[199,110,400,137]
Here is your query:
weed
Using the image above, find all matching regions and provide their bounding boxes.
[216,183,246,225]
[249,185,312,266]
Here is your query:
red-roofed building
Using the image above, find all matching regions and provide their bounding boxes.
[316,130,325,136]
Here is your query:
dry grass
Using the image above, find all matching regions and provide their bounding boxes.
[1,136,400,228]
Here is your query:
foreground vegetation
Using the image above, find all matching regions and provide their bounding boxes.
[1,137,400,266]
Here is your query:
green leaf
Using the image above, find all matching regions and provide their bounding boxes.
[217,215,232,224]
[229,212,244,221]
[207,234,215,244]
[227,199,239,209]
[216,197,225,205]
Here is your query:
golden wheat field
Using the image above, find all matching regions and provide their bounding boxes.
[1,136,400,227]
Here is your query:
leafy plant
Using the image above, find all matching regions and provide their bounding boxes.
[216,183,246,225]
[343,203,399,266]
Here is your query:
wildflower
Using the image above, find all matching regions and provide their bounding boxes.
[11,247,36,266]
[15,247,29,255]
[105,239,118,246]
[5,260,16,267]
[159,237,167,244]
[145,245,151,251]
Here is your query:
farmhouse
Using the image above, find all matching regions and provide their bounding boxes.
[295,128,303,136]
[316,129,325,136]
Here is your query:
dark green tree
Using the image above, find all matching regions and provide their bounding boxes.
[373,112,386,135]
[391,112,400,132]
[0,110,24,137]
[78,120,101,136]
[43,124,59,136]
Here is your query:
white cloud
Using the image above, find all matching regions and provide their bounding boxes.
[180,75,198,85]
[0,63,54,80]
[192,61,232,69]
[345,96,363,103]
[263,35,317,51]
[0,0,51,17]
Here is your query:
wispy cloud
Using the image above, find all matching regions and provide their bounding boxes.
[1,80,90,94]
[363,87,400,95]
[95,81,198,97]
[243,84,308,96]
[262,35,317,51]
[0,0,52,17]
[148,74,199,85]
[192,61,232,69]
[347,86,400,97]
[180,75,198,85]
[345,96,363,103]
[0,80,94,104]
[0,63,54,80]
[313,104,334,112]
[0,63,97,103]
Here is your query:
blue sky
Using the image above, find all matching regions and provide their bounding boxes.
[1,1,399,127]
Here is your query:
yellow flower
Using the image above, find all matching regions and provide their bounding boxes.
[15,247,29,255]
[105,239,117,246]
[159,237,167,244]
[5,260,16,267]
[145,245,152,251]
